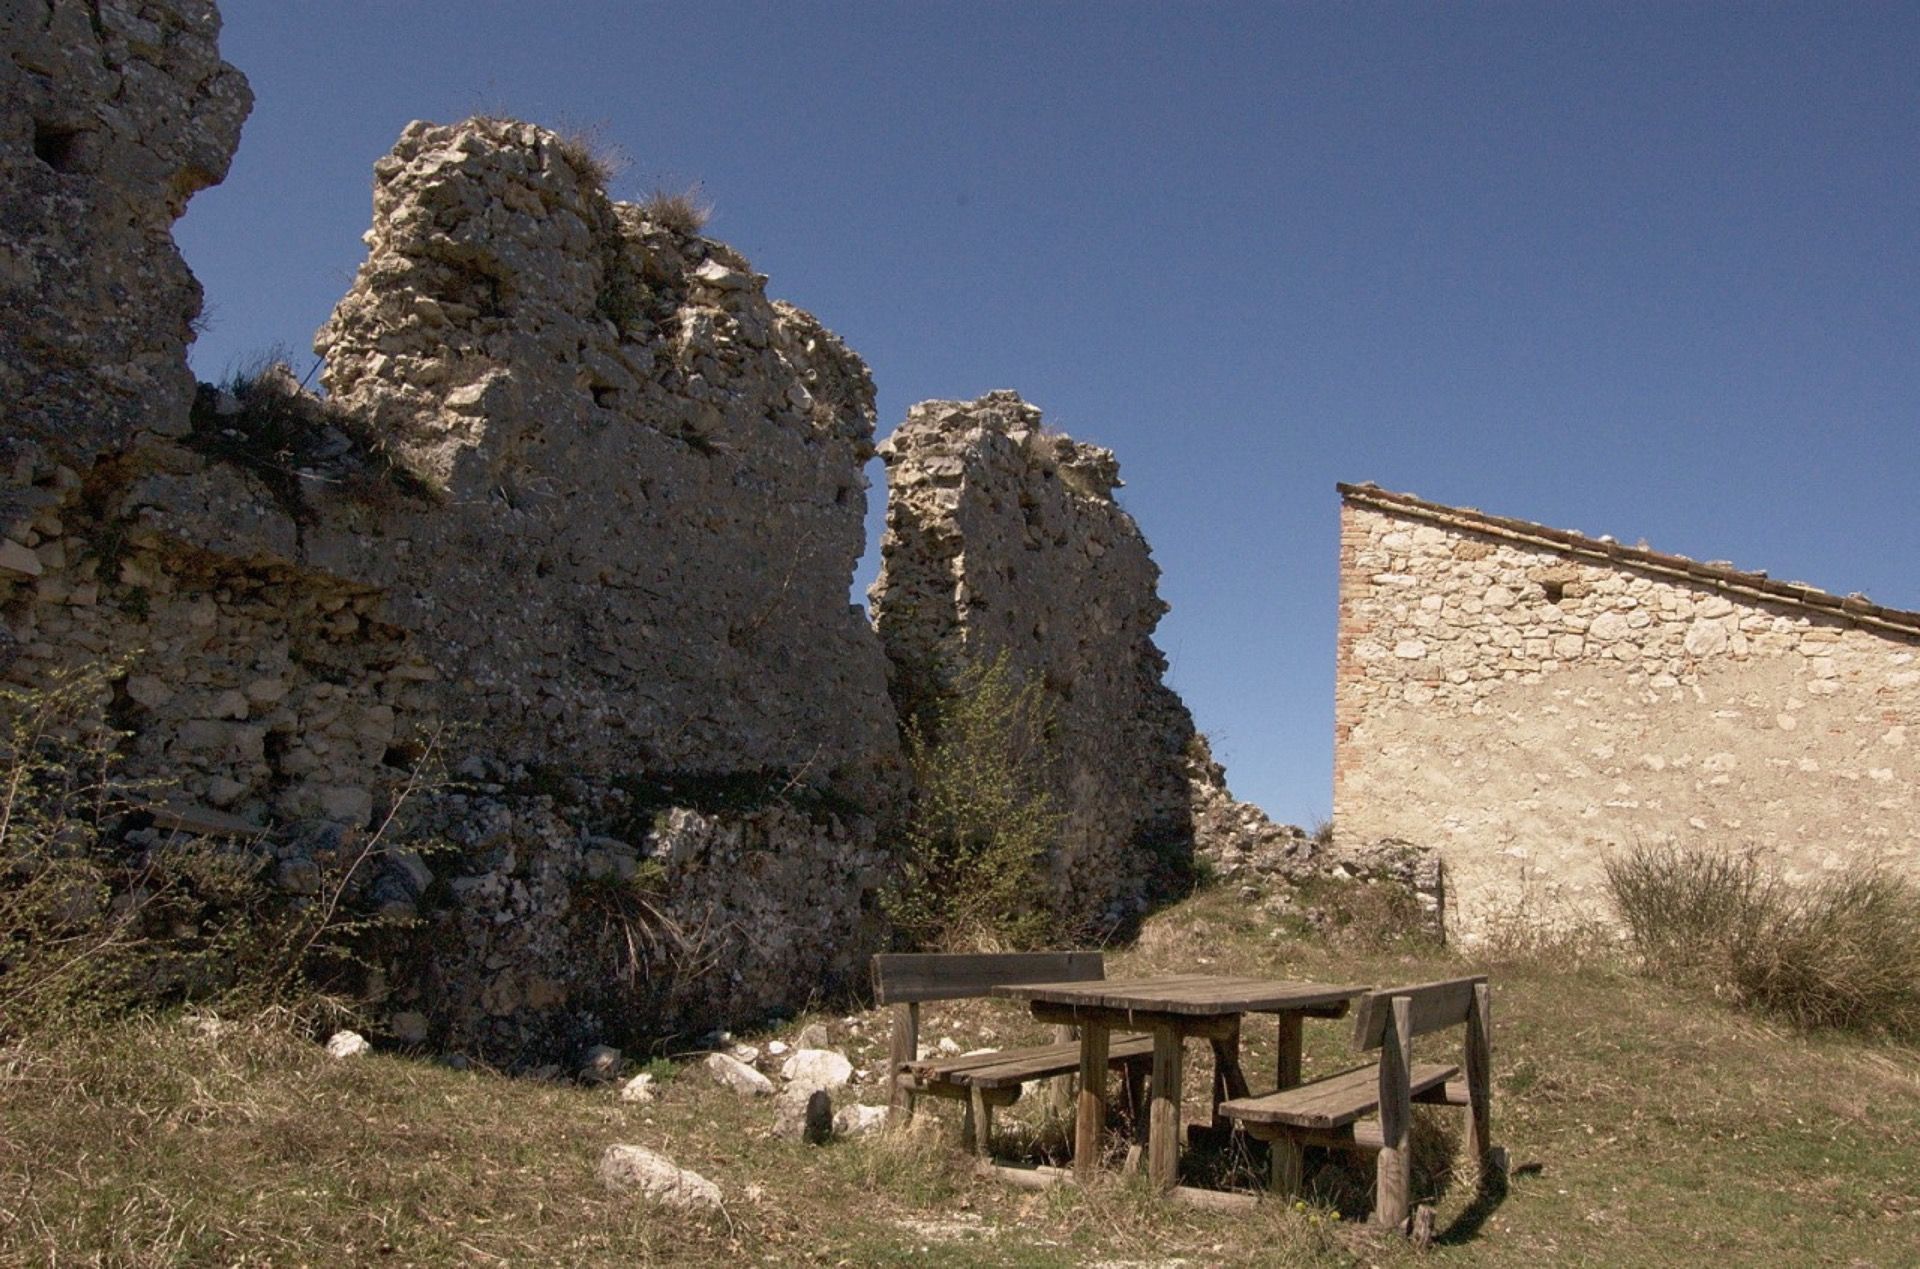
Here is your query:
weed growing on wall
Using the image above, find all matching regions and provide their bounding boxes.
[886,653,1060,951]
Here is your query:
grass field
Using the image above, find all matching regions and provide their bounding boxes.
[4,883,1917,1267]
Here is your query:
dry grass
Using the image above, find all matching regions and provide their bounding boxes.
[1607,842,1920,1039]
[5,882,1919,1265]
[638,186,711,236]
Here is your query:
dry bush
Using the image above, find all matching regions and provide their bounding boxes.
[638,185,711,235]
[1606,842,1920,1039]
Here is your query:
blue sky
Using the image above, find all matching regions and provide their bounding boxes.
[179,2,1919,827]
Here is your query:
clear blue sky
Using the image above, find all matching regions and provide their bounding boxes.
[179,2,1919,827]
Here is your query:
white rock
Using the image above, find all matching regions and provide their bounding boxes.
[780,1047,855,1092]
[620,1073,657,1103]
[834,1103,891,1137]
[936,1036,962,1055]
[596,1144,722,1210]
[325,1030,370,1058]
[705,1051,775,1096]
[796,1022,831,1048]
[765,1039,790,1057]
[729,1043,761,1065]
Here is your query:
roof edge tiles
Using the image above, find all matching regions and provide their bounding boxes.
[1338,482,1920,641]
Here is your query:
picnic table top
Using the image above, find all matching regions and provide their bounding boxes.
[987,973,1366,1017]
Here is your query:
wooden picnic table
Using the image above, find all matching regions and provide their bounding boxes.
[989,973,1366,1191]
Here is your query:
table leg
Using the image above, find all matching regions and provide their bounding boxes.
[1074,1023,1109,1182]
[1148,1026,1183,1191]
[1276,1013,1303,1090]
[1208,1016,1250,1127]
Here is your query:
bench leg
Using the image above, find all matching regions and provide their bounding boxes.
[1148,1027,1183,1192]
[1269,1135,1304,1198]
[969,1086,992,1156]
[890,1003,920,1119]
[1375,997,1413,1232]
[1466,981,1494,1186]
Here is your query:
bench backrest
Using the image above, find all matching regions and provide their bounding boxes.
[1351,975,1488,1051]
[871,951,1105,1005]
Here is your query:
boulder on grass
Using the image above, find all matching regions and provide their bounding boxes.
[597,1144,722,1210]
[325,1030,370,1058]
[705,1051,775,1096]
[779,1047,854,1092]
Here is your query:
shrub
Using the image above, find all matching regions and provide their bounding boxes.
[885,653,1060,951]
[638,185,711,236]
[1605,842,1920,1039]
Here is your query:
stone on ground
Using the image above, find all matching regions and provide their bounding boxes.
[619,1072,657,1103]
[834,1103,891,1137]
[705,1051,775,1096]
[774,1085,835,1144]
[596,1144,722,1210]
[324,1030,370,1058]
[780,1047,854,1092]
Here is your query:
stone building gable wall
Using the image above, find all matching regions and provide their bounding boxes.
[1333,494,1920,937]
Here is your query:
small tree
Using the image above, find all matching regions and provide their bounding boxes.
[886,652,1061,950]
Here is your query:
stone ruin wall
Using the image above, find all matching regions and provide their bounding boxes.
[2,3,902,1061]
[1333,488,1920,937]
[3,0,1329,1061]
[869,392,1199,928]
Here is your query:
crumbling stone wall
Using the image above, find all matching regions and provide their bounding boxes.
[870,391,1196,928]
[1,0,250,465]
[1334,484,1920,937]
[1,28,900,1059]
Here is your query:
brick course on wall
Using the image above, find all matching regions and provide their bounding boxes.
[1333,484,1920,937]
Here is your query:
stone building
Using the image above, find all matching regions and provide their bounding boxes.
[1333,483,1920,937]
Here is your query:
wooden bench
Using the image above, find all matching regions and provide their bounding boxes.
[872,951,1155,1154]
[1219,975,1494,1232]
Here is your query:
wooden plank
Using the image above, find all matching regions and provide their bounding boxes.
[979,1161,1071,1191]
[871,951,1104,1004]
[1028,1002,1243,1041]
[1466,980,1493,1179]
[910,1035,1155,1089]
[1413,1079,1471,1107]
[992,974,1365,1016]
[1375,996,1413,1232]
[1148,1028,1183,1191]
[1170,1185,1259,1213]
[1074,1023,1110,1182]
[1351,976,1487,1050]
[969,1086,992,1155]
[1244,1120,1388,1153]
[1219,1062,1457,1129]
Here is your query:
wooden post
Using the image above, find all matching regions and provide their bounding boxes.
[1074,1023,1110,1182]
[1207,1016,1248,1128]
[969,1086,992,1156]
[1270,1135,1304,1198]
[1276,1013,1303,1090]
[1466,980,1493,1182]
[1375,996,1413,1232]
[1148,1027,1184,1192]
[1051,1023,1077,1116]
[889,1002,919,1115]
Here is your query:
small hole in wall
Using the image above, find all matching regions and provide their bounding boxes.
[1542,580,1566,604]
[383,741,426,770]
[33,122,86,173]
[591,385,617,409]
